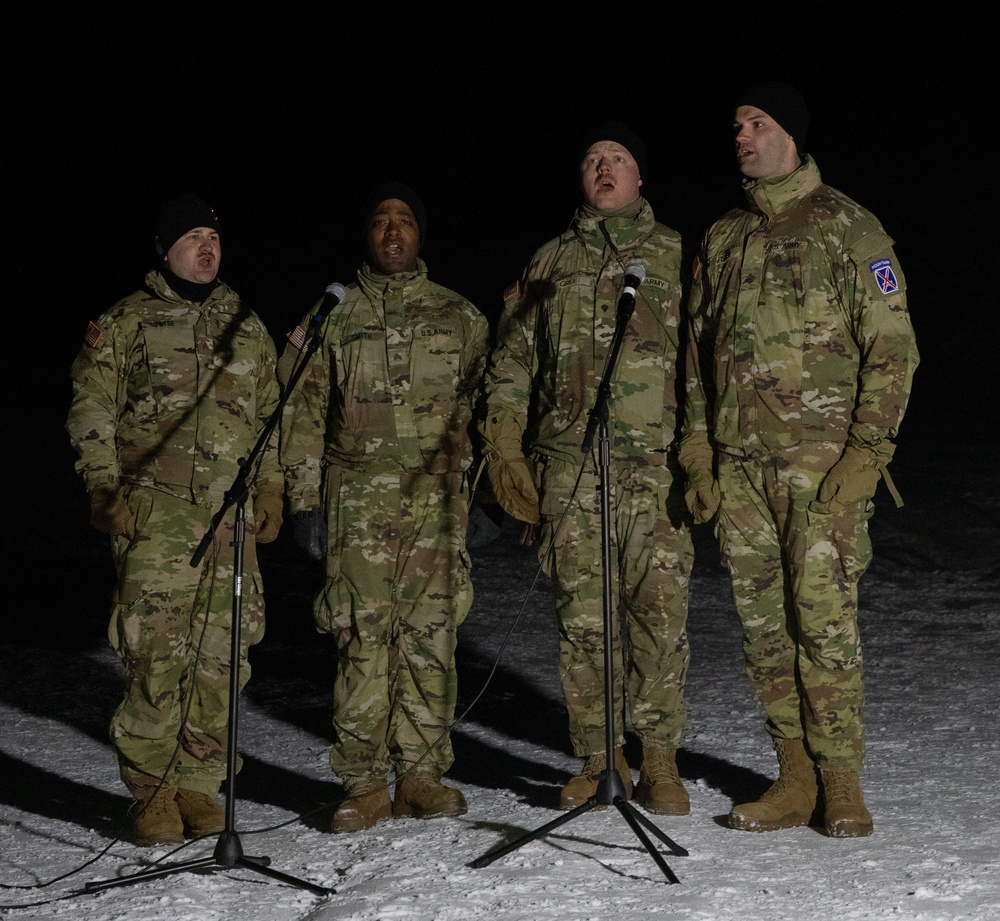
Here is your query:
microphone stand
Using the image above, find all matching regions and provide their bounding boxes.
[469,286,689,884]
[86,309,335,896]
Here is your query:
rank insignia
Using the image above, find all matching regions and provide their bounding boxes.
[502,280,520,305]
[870,259,899,295]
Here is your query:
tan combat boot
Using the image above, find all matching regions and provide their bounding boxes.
[332,777,392,833]
[559,748,633,810]
[728,738,819,832]
[128,784,184,847]
[821,770,873,837]
[392,771,467,819]
[175,788,226,838]
[634,746,690,815]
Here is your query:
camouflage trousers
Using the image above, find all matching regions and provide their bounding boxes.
[108,486,266,796]
[717,444,874,772]
[315,466,473,780]
[535,455,694,756]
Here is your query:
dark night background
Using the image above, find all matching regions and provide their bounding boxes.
[4,11,995,624]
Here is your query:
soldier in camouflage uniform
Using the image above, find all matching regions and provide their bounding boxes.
[65,193,284,846]
[681,83,919,837]
[480,123,695,815]
[278,182,489,833]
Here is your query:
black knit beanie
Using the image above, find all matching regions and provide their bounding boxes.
[363,181,427,246]
[578,121,647,180]
[154,193,221,258]
[735,82,809,157]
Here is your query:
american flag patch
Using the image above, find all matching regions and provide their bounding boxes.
[502,281,520,305]
[870,259,899,295]
[84,321,106,348]
[287,324,312,352]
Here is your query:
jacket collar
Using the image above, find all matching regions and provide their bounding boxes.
[742,154,823,219]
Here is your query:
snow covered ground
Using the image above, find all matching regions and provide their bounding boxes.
[1,442,997,920]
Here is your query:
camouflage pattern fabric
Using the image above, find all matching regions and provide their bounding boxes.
[717,445,871,771]
[684,157,919,771]
[317,466,472,777]
[482,199,695,756]
[67,270,281,496]
[537,456,693,754]
[107,487,265,793]
[66,269,280,794]
[486,200,687,467]
[279,259,489,495]
[684,156,919,457]
[279,259,489,779]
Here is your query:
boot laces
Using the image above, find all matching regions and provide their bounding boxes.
[130,786,175,818]
[642,749,679,783]
[581,751,611,777]
[347,777,388,798]
[146,796,175,818]
[404,771,443,791]
[824,772,860,806]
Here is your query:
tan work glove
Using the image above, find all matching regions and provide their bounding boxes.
[480,412,540,524]
[89,483,136,539]
[813,444,890,511]
[678,431,720,524]
[253,483,284,544]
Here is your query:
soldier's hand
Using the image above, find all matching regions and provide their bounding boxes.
[684,477,721,525]
[292,507,328,561]
[89,484,136,539]
[479,412,540,524]
[814,445,882,511]
[519,522,538,547]
[253,484,284,544]
[678,430,720,524]
[486,457,541,525]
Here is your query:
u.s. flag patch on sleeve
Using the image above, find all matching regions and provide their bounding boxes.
[870,259,899,295]
[287,324,311,353]
[84,321,106,349]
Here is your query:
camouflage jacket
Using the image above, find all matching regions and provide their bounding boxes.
[483,198,685,467]
[684,156,919,460]
[66,270,282,499]
[278,259,490,512]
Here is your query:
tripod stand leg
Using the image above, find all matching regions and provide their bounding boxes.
[83,851,334,896]
[469,768,686,884]
[213,829,333,893]
[628,806,689,857]
[84,856,219,892]
[614,801,681,884]
[468,798,601,868]
[233,857,333,894]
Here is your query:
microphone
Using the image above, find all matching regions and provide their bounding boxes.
[312,282,347,325]
[618,264,646,319]
[581,264,648,455]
